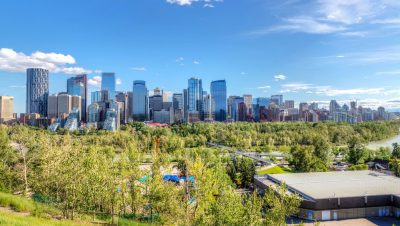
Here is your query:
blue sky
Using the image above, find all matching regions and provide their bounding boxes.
[1,0,400,113]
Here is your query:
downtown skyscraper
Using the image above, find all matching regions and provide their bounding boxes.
[132,80,149,121]
[187,77,203,122]
[67,74,88,121]
[210,80,227,121]
[26,68,49,116]
[101,72,116,100]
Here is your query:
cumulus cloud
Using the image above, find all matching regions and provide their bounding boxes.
[88,76,102,88]
[0,48,91,74]
[274,74,287,81]
[193,60,200,65]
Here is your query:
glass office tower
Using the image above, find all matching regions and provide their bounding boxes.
[67,74,87,121]
[132,80,149,121]
[210,80,227,121]
[26,68,49,116]
[188,77,203,112]
[101,72,116,100]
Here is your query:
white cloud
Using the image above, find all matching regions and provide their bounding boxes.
[269,17,347,34]
[116,78,122,85]
[376,70,400,75]
[274,74,287,81]
[88,76,102,88]
[166,0,222,7]
[176,56,185,66]
[241,72,247,75]
[257,85,271,89]
[166,0,193,5]
[0,48,91,74]
[203,3,214,8]
[322,46,400,64]
[131,67,147,72]
[193,60,200,65]
[280,82,385,96]
[247,0,400,36]
[9,85,26,88]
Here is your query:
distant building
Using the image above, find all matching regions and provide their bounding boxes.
[0,96,14,124]
[329,100,340,115]
[211,80,227,121]
[238,102,247,121]
[26,68,49,116]
[132,80,149,121]
[115,92,129,124]
[101,72,116,100]
[284,100,295,109]
[256,97,270,107]
[270,95,283,106]
[67,74,87,121]
[57,93,72,118]
[188,77,203,122]
[243,94,253,116]
[47,94,58,119]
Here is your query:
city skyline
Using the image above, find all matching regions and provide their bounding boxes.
[1,1,400,113]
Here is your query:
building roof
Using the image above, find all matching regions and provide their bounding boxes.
[260,170,400,200]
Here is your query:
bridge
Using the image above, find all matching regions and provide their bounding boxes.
[206,142,277,165]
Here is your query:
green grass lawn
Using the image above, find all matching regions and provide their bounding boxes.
[0,192,151,226]
[0,209,93,226]
[257,166,292,175]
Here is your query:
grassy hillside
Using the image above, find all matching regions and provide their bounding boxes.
[0,192,149,226]
[0,209,92,226]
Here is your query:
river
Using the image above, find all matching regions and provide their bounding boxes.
[367,134,400,150]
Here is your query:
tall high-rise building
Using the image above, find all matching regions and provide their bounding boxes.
[188,77,203,122]
[188,78,203,112]
[284,100,295,109]
[71,95,82,121]
[47,94,58,118]
[270,95,283,106]
[57,93,72,118]
[256,97,270,107]
[211,80,227,121]
[243,94,253,114]
[183,89,188,122]
[26,68,49,116]
[232,96,244,121]
[172,93,184,110]
[116,92,129,124]
[101,72,116,100]
[127,92,133,121]
[0,96,14,123]
[132,80,149,121]
[330,100,340,115]
[309,102,319,111]
[67,74,87,121]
